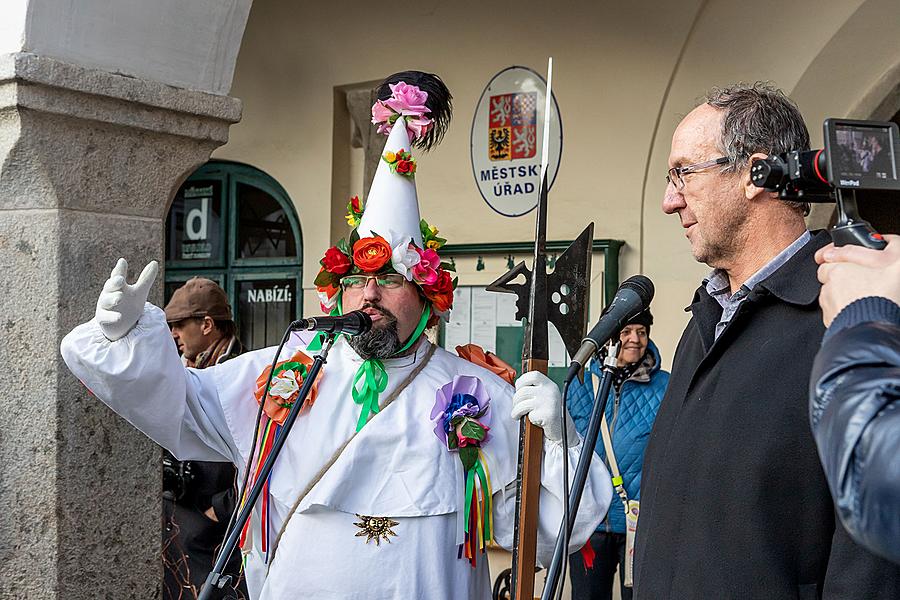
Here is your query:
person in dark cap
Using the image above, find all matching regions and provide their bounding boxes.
[165,277,241,368]
[566,308,668,600]
[162,277,247,599]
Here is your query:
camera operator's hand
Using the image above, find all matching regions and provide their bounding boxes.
[815,234,900,326]
[95,258,159,341]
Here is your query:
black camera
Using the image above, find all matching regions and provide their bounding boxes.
[163,453,194,502]
[751,119,900,248]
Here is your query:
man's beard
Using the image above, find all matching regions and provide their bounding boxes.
[347,304,402,359]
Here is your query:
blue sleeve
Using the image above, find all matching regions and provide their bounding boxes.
[810,320,900,564]
[824,296,900,342]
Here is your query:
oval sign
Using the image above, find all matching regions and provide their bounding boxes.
[470,66,563,217]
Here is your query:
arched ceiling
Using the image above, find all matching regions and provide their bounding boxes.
[0,0,252,95]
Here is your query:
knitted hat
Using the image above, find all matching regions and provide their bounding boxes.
[627,307,653,334]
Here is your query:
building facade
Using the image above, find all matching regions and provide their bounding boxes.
[1,0,898,596]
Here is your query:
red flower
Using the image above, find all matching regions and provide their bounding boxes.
[426,269,453,295]
[352,236,392,272]
[322,246,351,274]
[424,269,454,312]
[396,160,412,174]
[350,195,362,212]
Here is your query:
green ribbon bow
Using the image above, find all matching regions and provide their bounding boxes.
[351,358,388,431]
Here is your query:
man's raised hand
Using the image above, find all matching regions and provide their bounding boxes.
[95,258,159,341]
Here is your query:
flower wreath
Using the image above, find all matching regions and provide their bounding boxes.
[314,195,456,318]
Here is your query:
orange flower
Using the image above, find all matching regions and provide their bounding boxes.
[254,351,322,424]
[352,236,392,272]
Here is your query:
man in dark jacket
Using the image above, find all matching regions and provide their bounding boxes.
[567,309,668,600]
[633,82,900,599]
[810,235,900,564]
[163,278,247,600]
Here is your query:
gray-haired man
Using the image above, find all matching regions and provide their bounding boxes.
[634,83,900,599]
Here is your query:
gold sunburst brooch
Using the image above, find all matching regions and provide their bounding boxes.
[353,515,399,546]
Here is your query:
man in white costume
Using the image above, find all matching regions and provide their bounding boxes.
[61,72,611,600]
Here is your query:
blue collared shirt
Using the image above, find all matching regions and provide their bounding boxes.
[704,230,812,340]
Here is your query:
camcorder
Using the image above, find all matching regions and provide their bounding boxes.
[750,119,900,249]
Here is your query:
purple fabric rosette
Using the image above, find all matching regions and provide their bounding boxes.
[430,375,492,450]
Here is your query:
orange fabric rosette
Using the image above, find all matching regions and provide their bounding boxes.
[254,351,322,425]
[352,236,392,272]
[455,344,516,385]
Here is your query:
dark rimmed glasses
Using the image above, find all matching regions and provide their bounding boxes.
[340,273,406,291]
[666,156,730,190]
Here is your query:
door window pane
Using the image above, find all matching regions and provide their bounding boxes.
[165,275,225,307]
[167,180,223,262]
[237,278,298,350]
[236,183,297,259]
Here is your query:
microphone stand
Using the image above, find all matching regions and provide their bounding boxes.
[198,333,337,600]
[541,340,620,600]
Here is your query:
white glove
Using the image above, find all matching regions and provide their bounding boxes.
[511,370,579,447]
[95,258,158,341]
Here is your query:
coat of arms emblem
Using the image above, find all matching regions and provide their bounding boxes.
[489,92,537,161]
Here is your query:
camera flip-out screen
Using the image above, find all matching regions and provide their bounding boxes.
[824,118,900,191]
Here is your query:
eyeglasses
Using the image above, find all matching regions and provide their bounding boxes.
[666,156,730,190]
[340,273,406,291]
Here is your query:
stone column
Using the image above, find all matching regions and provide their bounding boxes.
[0,52,241,599]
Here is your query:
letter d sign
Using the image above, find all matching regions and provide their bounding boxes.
[185,197,209,241]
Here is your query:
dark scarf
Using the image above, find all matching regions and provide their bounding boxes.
[186,336,238,369]
[606,347,656,393]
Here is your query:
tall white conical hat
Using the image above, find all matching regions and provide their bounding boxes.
[357,117,424,248]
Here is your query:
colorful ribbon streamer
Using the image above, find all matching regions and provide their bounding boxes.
[239,418,281,563]
[460,449,493,566]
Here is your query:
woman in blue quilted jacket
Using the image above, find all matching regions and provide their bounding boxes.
[566,309,669,600]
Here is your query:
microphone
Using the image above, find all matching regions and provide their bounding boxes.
[565,275,655,384]
[288,310,373,336]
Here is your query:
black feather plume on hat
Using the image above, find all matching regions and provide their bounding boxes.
[376,71,452,152]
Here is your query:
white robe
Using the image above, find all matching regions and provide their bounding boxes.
[61,304,612,599]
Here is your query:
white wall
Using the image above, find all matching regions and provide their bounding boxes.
[0,1,28,55]
[220,0,900,365]
[5,0,252,95]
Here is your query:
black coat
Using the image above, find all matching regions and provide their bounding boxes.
[810,307,900,565]
[633,231,900,599]
[164,337,247,600]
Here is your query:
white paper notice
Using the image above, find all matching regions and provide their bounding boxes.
[495,293,521,327]
[444,288,472,350]
[444,322,470,351]
[548,323,569,367]
[449,287,472,324]
[470,288,498,352]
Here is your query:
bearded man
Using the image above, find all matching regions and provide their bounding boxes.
[61,71,611,599]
